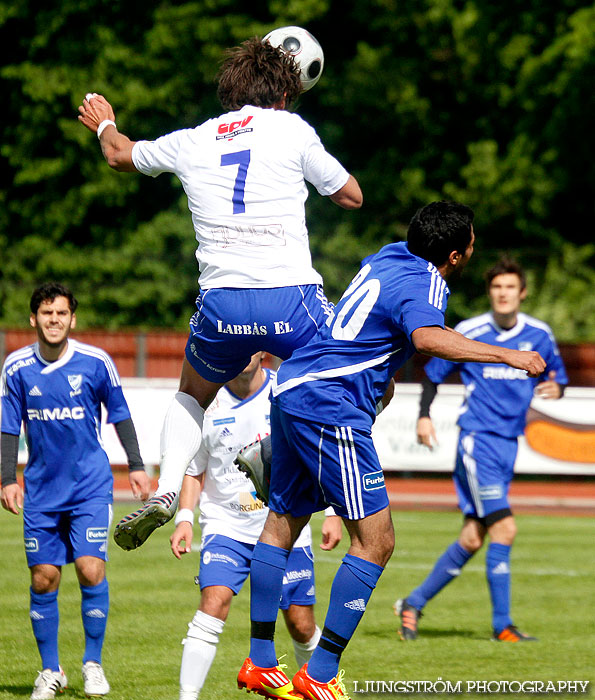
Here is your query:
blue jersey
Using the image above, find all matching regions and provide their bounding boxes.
[424,312,568,438]
[273,242,449,429]
[1,339,131,511]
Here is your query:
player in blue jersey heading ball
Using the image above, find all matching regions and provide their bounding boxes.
[395,256,567,644]
[1,283,151,700]
[236,202,547,700]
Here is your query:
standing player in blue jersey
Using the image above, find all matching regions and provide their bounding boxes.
[77,36,362,551]
[237,202,547,700]
[0,283,151,700]
[395,257,567,644]
[170,352,342,700]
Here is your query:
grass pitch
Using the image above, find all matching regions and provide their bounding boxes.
[0,506,593,699]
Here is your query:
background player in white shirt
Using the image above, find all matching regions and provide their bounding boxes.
[169,352,342,700]
[78,36,362,551]
[0,283,151,699]
[396,257,567,643]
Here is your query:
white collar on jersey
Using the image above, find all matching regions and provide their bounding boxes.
[490,312,527,342]
[35,339,76,374]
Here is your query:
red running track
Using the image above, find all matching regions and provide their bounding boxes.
[112,475,595,517]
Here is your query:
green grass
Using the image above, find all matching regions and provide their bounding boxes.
[1,507,593,699]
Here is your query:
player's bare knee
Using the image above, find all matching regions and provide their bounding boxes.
[30,565,60,593]
[284,606,316,643]
[489,515,517,545]
[75,556,105,587]
[199,586,233,621]
[459,531,483,553]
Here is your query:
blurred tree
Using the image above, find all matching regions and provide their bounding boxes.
[0,0,593,341]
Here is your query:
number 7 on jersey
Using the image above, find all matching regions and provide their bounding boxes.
[221,150,251,214]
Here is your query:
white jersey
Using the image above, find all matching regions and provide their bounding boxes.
[187,369,311,548]
[132,106,349,289]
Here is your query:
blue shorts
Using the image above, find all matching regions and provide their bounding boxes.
[185,285,333,382]
[280,546,316,609]
[454,430,518,521]
[23,502,112,568]
[268,406,389,521]
[198,534,315,605]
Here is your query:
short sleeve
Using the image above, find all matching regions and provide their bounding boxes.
[300,122,349,196]
[132,129,191,177]
[424,356,459,383]
[542,329,569,386]
[391,268,449,340]
[186,442,208,477]
[95,355,131,424]
[0,364,24,435]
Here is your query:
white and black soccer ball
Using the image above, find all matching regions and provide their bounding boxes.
[263,26,324,92]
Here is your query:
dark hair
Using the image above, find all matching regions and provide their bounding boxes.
[217,37,302,111]
[30,282,78,315]
[485,255,526,291]
[406,201,475,267]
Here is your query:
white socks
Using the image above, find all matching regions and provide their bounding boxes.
[179,610,225,699]
[157,392,205,495]
[292,625,322,669]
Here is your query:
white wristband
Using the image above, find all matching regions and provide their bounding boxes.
[174,508,194,526]
[96,119,116,139]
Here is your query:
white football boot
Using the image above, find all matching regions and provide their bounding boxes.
[30,667,67,700]
[82,661,110,697]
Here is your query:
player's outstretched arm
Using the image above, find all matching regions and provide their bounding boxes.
[329,175,363,210]
[77,93,137,172]
[1,483,23,515]
[411,326,546,378]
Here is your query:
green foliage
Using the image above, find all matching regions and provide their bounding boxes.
[1,507,593,699]
[0,0,593,338]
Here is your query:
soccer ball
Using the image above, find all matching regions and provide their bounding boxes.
[263,26,324,92]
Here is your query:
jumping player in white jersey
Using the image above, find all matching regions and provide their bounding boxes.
[237,202,547,700]
[0,283,151,699]
[77,36,362,551]
[395,256,567,643]
[169,353,342,700]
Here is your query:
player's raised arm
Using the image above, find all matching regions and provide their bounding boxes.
[78,93,137,172]
[411,326,546,378]
[328,174,363,210]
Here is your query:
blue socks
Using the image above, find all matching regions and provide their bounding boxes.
[406,541,473,610]
[486,542,512,632]
[249,542,290,668]
[307,554,383,683]
[30,588,60,671]
[81,579,109,664]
